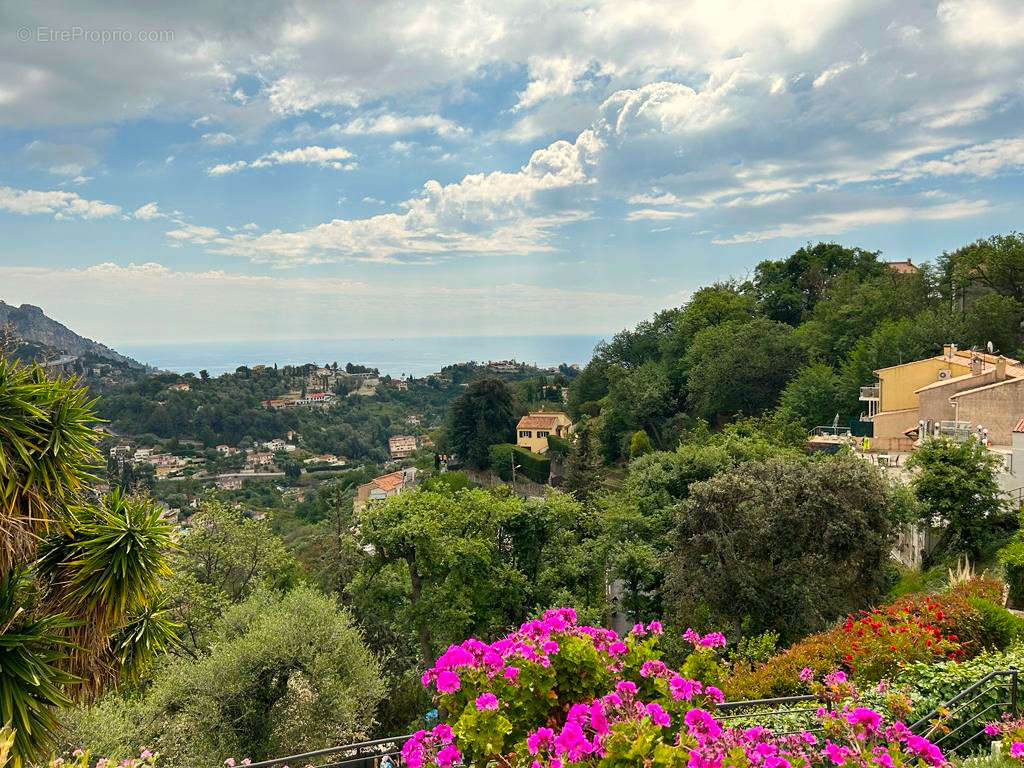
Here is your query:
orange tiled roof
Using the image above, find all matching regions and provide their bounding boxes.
[1013,418,1024,434]
[372,470,407,491]
[518,414,563,429]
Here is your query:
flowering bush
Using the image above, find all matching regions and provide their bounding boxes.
[405,608,947,768]
[985,715,1024,759]
[46,749,159,768]
[726,582,1006,700]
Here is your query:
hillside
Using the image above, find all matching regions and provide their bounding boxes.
[0,300,144,368]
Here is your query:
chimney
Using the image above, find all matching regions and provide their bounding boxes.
[970,355,984,376]
[997,356,1007,380]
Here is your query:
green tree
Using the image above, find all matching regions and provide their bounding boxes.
[563,418,604,502]
[67,587,384,768]
[447,378,516,468]
[684,318,805,421]
[907,437,1015,564]
[628,429,653,459]
[0,357,176,766]
[665,454,907,642]
[776,362,853,430]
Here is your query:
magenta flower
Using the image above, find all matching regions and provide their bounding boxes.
[436,670,460,693]
[527,727,555,755]
[647,620,663,634]
[475,692,499,711]
[432,724,453,742]
[1012,742,1024,758]
[699,632,727,649]
[615,680,637,695]
[504,666,520,681]
[435,744,461,768]
[798,667,813,683]
[646,702,671,727]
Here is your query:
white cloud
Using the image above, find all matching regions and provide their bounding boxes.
[339,113,465,137]
[714,199,991,244]
[515,56,592,110]
[900,138,1024,179]
[133,202,166,220]
[0,185,120,219]
[625,208,693,221]
[207,146,355,175]
[22,140,99,176]
[201,131,237,146]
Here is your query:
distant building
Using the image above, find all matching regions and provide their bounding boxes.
[354,468,419,514]
[217,475,244,490]
[246,451,276,468]
[168,381,191,391]
[389,434,419,459]
[885,259,919,274]
[516,410,573,454]
[215,444,238,456]
[109,444,133,460]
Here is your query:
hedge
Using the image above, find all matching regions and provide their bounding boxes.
[489,444,550,484]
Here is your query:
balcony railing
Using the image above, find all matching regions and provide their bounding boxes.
[859,386,879,400]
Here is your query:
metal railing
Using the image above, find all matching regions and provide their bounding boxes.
[908,668,1019,755]
[233,669,1022,766]
[240,733,414,768]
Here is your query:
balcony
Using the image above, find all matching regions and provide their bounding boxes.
[859,386,879,401]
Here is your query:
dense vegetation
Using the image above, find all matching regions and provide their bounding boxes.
[566,235,1024,461]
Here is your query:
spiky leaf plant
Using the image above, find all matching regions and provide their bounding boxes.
[0,569,76,768]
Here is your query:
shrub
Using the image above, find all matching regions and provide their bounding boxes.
[966,597,1024,651]
[489,444,550,484]
[725,580,1004,700]
[405,608,947,768]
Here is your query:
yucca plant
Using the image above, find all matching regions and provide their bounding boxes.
[36,490,177,697]
[0,569,76,768]
[0,358,102,571]
[0,356,177,764]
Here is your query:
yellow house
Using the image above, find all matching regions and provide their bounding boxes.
[861,344,1021,449]
[516,411,573,454]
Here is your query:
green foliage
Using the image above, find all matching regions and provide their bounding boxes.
[563,418,603,503]
[447,378,516,468]
[628,430,653,459]
[907,437,1015,564]
[489,444,551,484]
[66,587,384,768]
[667,454,903,642]
[777,362,854,430]
[349,487,605,670]
[684,318,805,421]
[965,597,1024,650]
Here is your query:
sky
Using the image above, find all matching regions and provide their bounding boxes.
[0,0,1023,345]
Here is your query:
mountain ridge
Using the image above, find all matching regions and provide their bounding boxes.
[0,300,145,368]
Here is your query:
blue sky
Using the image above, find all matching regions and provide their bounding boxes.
[1,0,1023,344]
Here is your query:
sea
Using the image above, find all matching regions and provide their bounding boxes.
[118,334,607,378]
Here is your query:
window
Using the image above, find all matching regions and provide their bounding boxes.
[537,430,549,438]
[519,430,531,438]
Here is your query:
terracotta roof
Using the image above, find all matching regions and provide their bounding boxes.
[1014,418,1024,434]
[371,470,408,492]
[518,414,562,429]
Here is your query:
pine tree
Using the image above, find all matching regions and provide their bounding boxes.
[564,418,604,502]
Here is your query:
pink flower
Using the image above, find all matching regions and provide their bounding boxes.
[542,640,560,654]
[225,760,236,767]
[670,675,702,701]
[845,707,882,733]
[647,621,663,634]
[504,666,520,681]
[683,628,701,644]
[798,667,813,683]
[1012,743,1024,759]
[608,641,628,655]
[475,692,499,711]
[615,681,637,696]
[436,670,461,693]
[823,741,851,765]
[435,744,461,768]
[432,724,453,742]
[527,727,555,755]
[632,623,647,636]
[640,660,667,678]
[646,702,671,727]
[699,632,727,649]
[985,723,1000,736]
[704,686,725,704]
